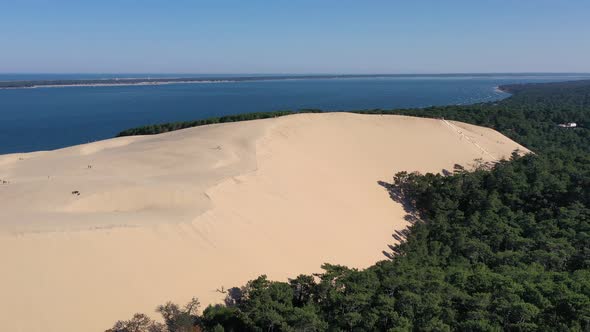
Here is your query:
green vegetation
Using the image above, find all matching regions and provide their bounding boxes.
[107,80,590,331]
[116,110,323,136]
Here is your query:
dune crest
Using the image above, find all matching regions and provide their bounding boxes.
[0,113,528,332]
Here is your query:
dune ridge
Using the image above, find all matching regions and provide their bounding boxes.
[0,113,528,332]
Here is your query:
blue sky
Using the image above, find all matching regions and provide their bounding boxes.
[1,0,589,73]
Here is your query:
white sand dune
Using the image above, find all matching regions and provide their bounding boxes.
[0,113,528,332]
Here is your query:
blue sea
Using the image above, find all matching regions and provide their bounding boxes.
[1,73,589,154]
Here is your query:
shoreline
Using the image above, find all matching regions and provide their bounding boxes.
[3,73,588,90]
[0,79,236,90]
[0,74,396,89]
[495,85,510,93]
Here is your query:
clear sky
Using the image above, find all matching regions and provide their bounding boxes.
[1,0,589,74]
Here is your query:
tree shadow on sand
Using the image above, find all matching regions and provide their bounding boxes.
[378,164,466,260]
[377,178,422,260]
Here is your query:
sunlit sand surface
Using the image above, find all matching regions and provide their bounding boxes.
[0,113,528,332]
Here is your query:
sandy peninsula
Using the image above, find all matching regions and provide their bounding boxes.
[0,113,528,332]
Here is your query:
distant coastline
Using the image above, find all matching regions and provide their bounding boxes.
[0,79,236,89]
[494,85,507,94]
[3,74,413,89]
[2,73,590,89]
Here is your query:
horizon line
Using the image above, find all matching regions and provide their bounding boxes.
[2,71,590,76]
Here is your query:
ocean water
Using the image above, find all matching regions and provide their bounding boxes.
[0,74,589,154]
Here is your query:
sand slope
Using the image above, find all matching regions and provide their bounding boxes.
[0,113,528,332]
